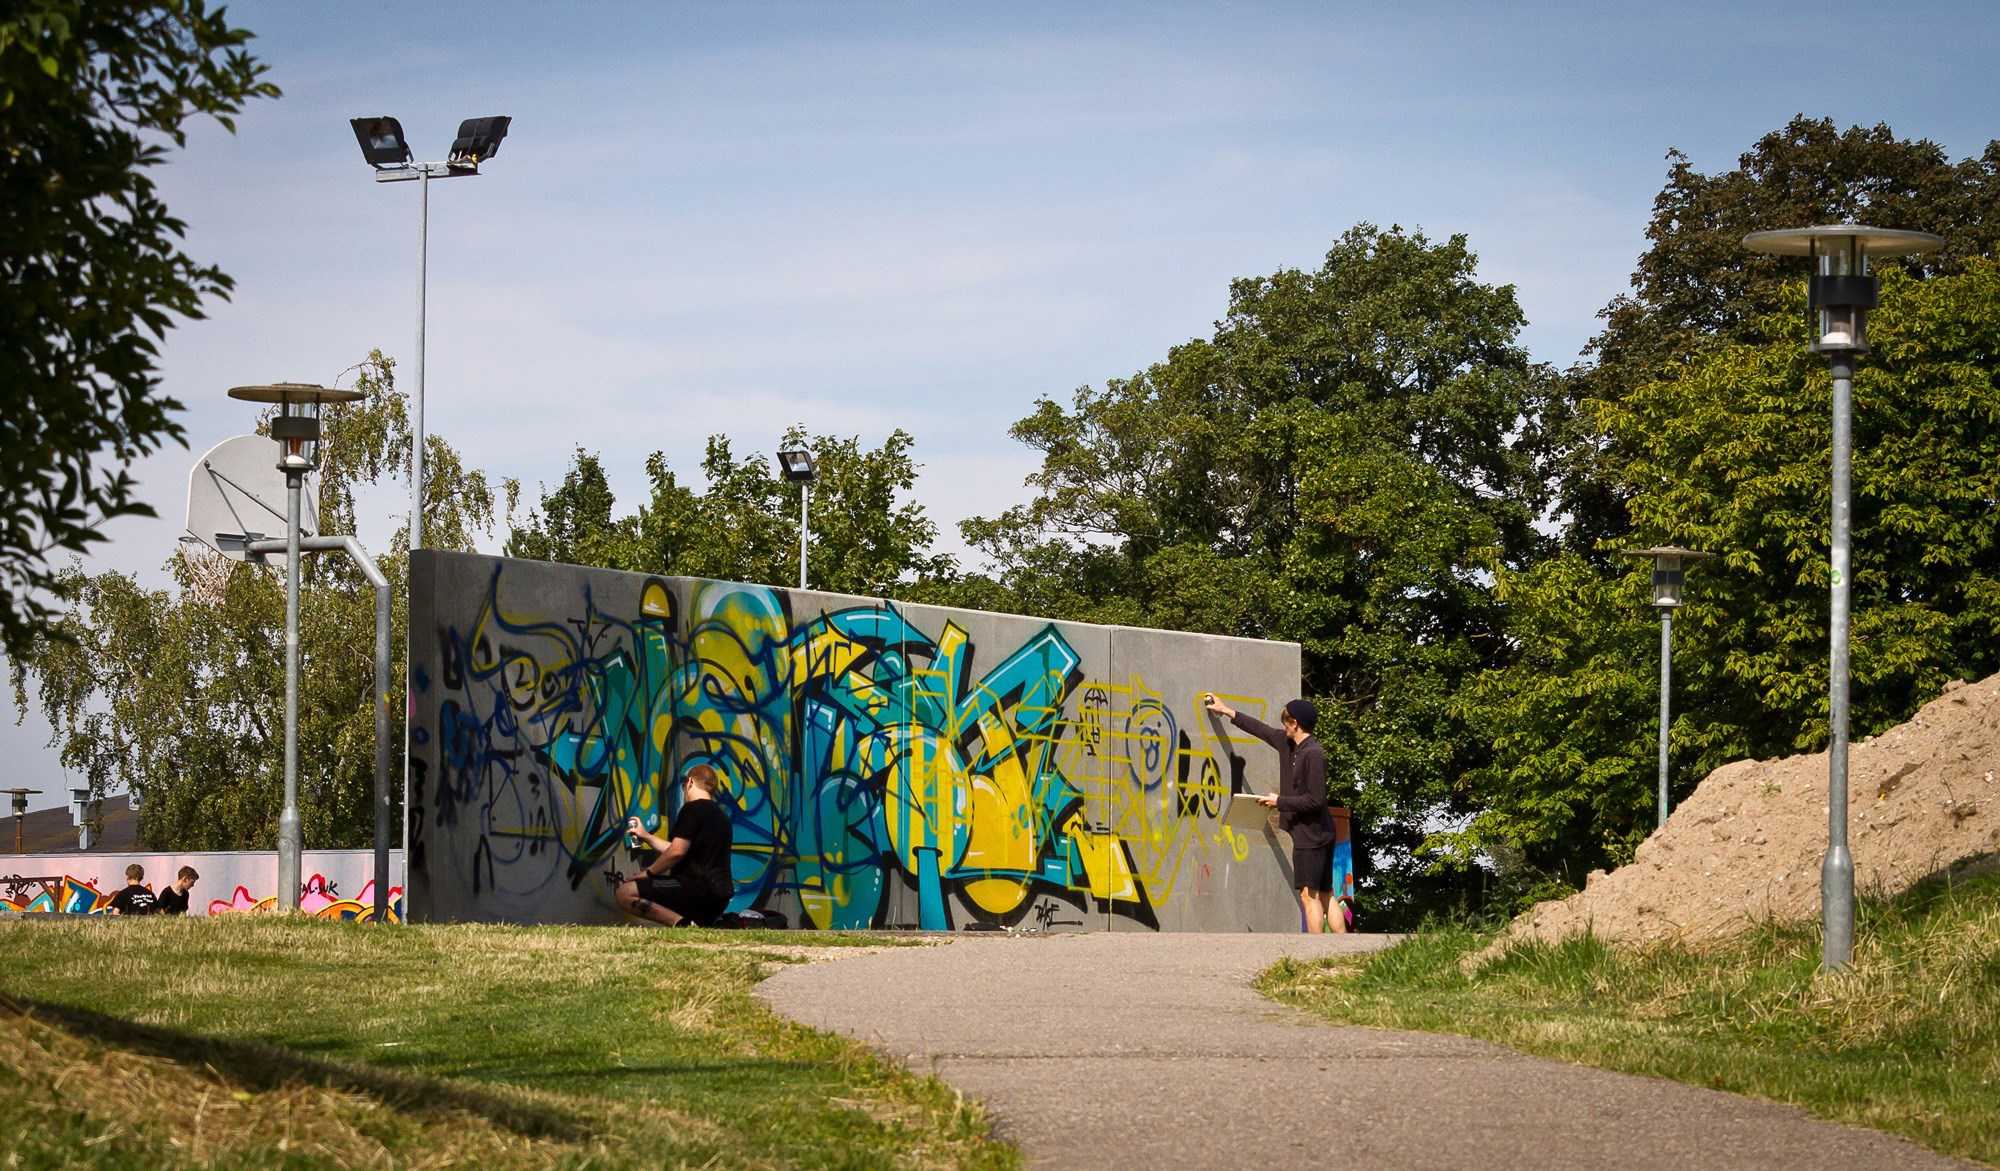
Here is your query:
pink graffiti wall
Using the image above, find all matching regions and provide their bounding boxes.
[0,849,404,920]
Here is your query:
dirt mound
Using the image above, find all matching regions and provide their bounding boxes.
[1491,671,2000,955]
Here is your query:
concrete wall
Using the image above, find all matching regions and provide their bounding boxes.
[408,550,1312,931]
[0,850,403,919]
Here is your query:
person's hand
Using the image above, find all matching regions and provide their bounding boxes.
[1256,791,1278,808]
[1203,693,1236,719]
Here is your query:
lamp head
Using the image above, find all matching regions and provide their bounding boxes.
[1742,225,1944,354]
[350,116,412,167]
[1623,546,1713,609]
[777,448,817,483]
[228,383,365,472]
[448,116,511,168]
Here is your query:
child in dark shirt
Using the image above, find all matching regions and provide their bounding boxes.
[106,863,158,916]
[153,866,200,917]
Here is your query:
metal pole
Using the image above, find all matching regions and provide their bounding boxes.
[1658,606,1672,828]
[412,166,429,552]
[360,542,393,924]
[405,165,429,927]
[248,534,392,920]
[279,470,303,911]
[1824,354,1857,968]
[799,480,809,591]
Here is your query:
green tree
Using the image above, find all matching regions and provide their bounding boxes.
[506,427,950,596]
[1459,262,2000,883]
[10,352,495,849]
[958,225,1555,923]
[0,0,278,659]
[1459,119,2000,900]
[1548,116,2000,552]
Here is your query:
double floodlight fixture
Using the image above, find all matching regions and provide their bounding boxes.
[1623,546,1713,609]
[227,383,365,473]
[777,448,817,483]
[1741,225,1944,353]
[350,114,511,179]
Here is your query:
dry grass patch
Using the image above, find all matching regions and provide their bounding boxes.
[0,917,1017,1171]
[1260,867,2000,1167]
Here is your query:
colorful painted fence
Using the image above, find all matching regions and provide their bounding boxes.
[0,850,404,921]
[410,550,1309,931]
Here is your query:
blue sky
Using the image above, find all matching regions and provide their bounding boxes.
[8,0,1997,811]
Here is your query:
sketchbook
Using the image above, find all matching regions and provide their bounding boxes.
[1222,792,1275,831]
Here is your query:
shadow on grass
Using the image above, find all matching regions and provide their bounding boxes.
[3,991,598,1144]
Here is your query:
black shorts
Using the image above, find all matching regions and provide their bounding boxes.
[1292,844,1334,892]
[635,875,727,926]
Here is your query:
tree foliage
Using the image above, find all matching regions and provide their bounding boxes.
[9,353,494,849]
[1462,125,2000,889]
[943,225,1555,922]
[1548,118,2000,549]
[506,427,950,596]
[0,0,278,659]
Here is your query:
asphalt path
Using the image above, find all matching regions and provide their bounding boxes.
[756,931,1976,1170]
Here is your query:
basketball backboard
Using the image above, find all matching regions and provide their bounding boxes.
[184,434,318,561]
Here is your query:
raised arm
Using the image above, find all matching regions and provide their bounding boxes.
[1229,710,1287,751]
[1204,693,1287,751]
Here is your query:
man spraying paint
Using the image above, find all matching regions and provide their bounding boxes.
[1203,693,1345,934]
[616,764,734,928]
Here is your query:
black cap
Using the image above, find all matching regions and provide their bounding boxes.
[1283,698,1318,733]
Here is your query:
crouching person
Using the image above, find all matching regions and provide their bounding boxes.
[616,764,733,928]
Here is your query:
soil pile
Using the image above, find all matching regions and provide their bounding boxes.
[1493,671,2000,953]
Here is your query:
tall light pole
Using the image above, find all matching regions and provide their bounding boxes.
[1623,546,1711,829]
[1741,224,1943,969]
[353,115,510,916]
[349,115,512,551]
[227,383,365,910]
[777,448,817,590]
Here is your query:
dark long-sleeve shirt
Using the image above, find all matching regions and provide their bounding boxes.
[1230,711,1334,849]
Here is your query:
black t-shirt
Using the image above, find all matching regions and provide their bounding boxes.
[108,884,158,916]
[155,886,191,916]
[671,798,734,902]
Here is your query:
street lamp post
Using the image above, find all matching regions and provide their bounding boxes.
[227,383,365,910]
[1741,224,1943,969]
[349,115,511,552]
[777,449,817,591]
[3,788,40,853]
[1623,546,1712,829]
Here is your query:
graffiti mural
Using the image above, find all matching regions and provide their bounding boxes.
[0,875,110,914]
[206,874,405,922]
[0,851,404,920]
[412,552,1309,931]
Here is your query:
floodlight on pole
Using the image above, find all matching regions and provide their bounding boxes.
[1622,546,1712,830]
[352,112,511,910]
[778,449,816,591]
[1742,224,1943,970]
[227,383,365,911]
[347,113,511,554]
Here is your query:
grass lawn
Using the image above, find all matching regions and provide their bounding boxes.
[1261,868,2000,1167]
[0,918,1018,1171]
